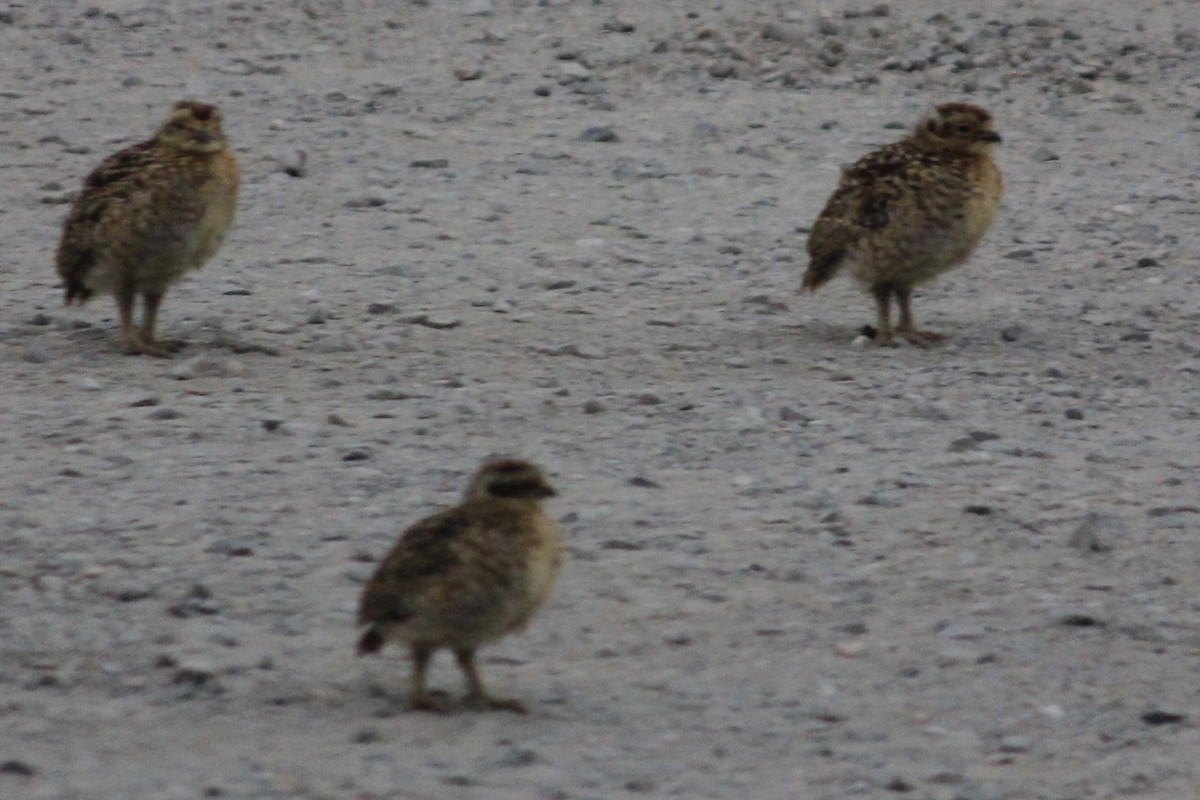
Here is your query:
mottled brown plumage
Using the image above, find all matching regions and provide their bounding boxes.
[802,102,1003,344]
[357,459,563,713]
[56,100,240,356]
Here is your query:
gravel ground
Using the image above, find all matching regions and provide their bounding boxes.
[3,2,1200,799]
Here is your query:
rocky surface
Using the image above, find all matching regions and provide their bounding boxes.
[2,1,1200,798]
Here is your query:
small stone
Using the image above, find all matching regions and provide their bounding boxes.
[75,376,102,391]
[28,313,52,326]
[367,302,397,314]
[533,85,552,97]
[1075,515,1118,554]
[307,306,330,324]
[497,747,539,767]
[366,387,412,401]
[1000,324,1026,342]
[1141,709,1186,726]
[779,405,809,422]
[628,476,662,489]
[352,728,382,744]
[602,17,635,33]
[998,735,1031,753]
[169,356,245,380]
[708,60,737,79]
[345,196,387,209]
[1064,408,1084,420]
[0,760,36,777]
[857,492,903,508]
[173,660,221,689]
[454,66,483,81]
[558,61,591,80]
[834,640,866,657]
[147,407,182,420]
[416,313,461,330]
[23,342,51,363]
[410,158,449,169]
[1032,146,1059,161]
[279,149,307,177]
[582,399,606,414]
[581,126,618,143]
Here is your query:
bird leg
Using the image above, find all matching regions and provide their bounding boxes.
[406,646,452,713]
[870,284,895,345]
[895,286,946,345]
[140,290,188,354]
[455,649,527,714]
[115,284,155,356]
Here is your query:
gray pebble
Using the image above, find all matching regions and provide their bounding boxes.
[365,387,412,401]
[779,405,809,422]
[708,60,737,79]
[278,149,307,177]
[23,342,51,364]
[998,735,1032,753]
[1068,513,1120,552]
[581,126,618,143]
[417,313,462,330]
[345,196,387,208]
[147,407,182,421]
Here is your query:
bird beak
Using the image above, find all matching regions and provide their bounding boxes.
[979,131,1002,143]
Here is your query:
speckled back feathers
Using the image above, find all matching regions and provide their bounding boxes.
[803,102,1002,292]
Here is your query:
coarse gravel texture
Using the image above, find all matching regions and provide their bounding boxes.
[2,1,1200,799]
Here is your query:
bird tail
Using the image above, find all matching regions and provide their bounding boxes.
[801,254,841,291]
[356,627,385,656]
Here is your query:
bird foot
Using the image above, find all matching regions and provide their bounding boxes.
[407,689,455,714]
[896,328,946,346]
[122,334,188,358]
[463,691,528,714]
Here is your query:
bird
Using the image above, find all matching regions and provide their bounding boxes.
[801,102,1003,345]
[356,459,564,713]
[55,100,240,356]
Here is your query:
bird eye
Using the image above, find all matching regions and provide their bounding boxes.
[955,124,972,134]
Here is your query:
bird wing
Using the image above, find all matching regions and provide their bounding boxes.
[356,507,470,626]
[803,142,926,290]
[55,139,160,301]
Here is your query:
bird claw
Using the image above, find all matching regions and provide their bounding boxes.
[897,329,946,346]
[463,692,528,714]
[407,690,455,714]
[121,333,188,358]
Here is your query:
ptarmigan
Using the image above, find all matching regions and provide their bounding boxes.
[802,102,1003,345]
[56,100,240,356]
[357,459,564,713]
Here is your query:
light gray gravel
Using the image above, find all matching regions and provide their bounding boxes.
[3,2,1200,799]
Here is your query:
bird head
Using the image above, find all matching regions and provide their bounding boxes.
[912,102,1001,156]
[155,100,228,154]
[466,459,557,501]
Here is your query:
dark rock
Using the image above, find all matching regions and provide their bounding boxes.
[581,126,618,143]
